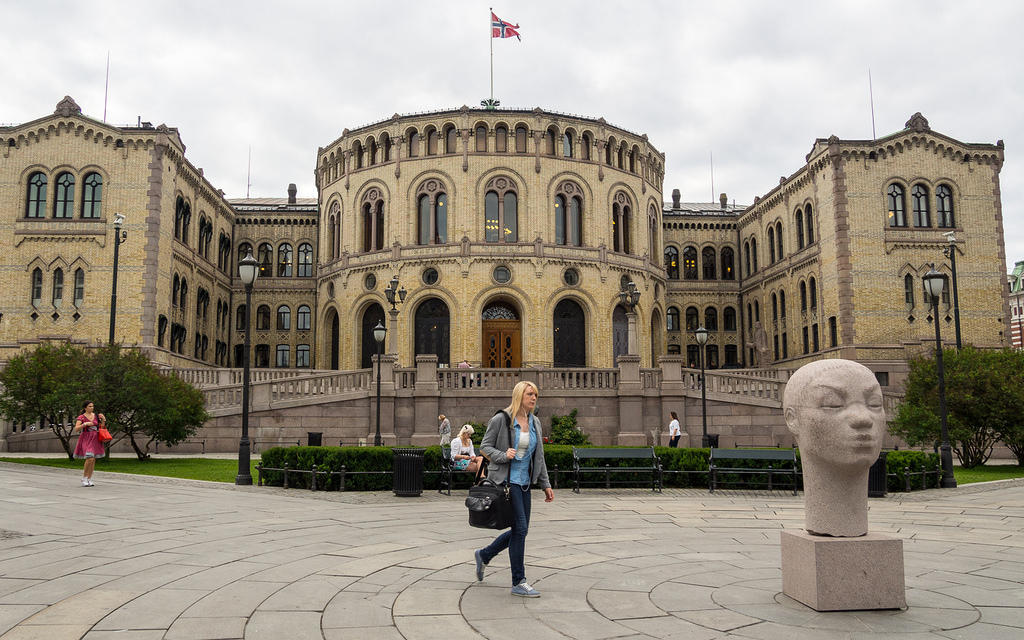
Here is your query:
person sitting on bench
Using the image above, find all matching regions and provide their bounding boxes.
[451,425,483,474]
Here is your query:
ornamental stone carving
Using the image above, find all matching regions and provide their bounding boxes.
[54,96,82,116]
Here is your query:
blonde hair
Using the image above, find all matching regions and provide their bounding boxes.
[438,414,446,421]
[458,424,474,439]
[504,380,539,418]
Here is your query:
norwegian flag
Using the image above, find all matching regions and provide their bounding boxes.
[491,12,521,40]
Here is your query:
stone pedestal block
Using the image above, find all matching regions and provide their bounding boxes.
[780,530,906,611]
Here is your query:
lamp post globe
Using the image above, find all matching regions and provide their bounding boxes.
[694,326,711,448]
[373,321,386,447]
[923,266,957,488]
[236,248,259,485]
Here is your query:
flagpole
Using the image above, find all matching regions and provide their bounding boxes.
[489,7,494,102]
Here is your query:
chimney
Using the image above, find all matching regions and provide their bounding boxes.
[288,183,297,204]
[671,189,681,209]
[719,192,728,209]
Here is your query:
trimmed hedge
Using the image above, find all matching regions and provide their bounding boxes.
[257,445,938,492]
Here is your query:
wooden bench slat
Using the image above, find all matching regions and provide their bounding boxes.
[708,448,799,495]
[571,447,662,493]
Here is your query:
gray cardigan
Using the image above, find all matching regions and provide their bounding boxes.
[480,411,551,490]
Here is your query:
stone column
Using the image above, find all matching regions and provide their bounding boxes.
[388,307,400,360]
[412,355,440,446]
[626,311,638,355]
[658,355,686,447]
[615,354,645,445]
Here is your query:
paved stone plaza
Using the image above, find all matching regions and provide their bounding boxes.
[1,462,1022,640]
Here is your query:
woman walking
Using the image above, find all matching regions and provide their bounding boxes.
[438,414,451,446]
[73,401,105,486]
[668,411,682,447]
[474,380,554,597]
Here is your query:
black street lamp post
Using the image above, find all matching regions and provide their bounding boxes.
[108,214,127,344]
[923,266,957,489]
[695,326,711,448]
[383,276,407,357]
[236,249,259,485]
[373,321,387,446]
[942,232,962,349]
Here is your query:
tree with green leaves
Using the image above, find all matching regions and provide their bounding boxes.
[548,409,591,446]
[1,343,209,460]
[890,346,1024,468]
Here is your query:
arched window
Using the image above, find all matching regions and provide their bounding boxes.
[175,197,191,242]
[553,298,586,366]
[805,204,814,244]
[664,246,679,279]
[52,268,64,305]
[721,247,735,280]
[545,127,557,155]
[26,172,47,218]
[172,274,180,307]
[772,293,778,322]
[581,133,592,160]
[648,205,659,259]
[256,305,270,330]
[629,147,637,173]
[179,279,187,311]
[796,208,805,249]
[415,298,450,365]
[888,184,907,227]
[904,274,915,305]
[327,216,337,261]
[475,125,487,152]
[158,316,168,346]
[361,188,385,251]
[31,267,43,305]
[723,306,737,331]
[297,243,313,277]
[495,125,508,152]
[297,305,311,331]
[237,242,253,267]
[444,125,458,154]
[809,277,817,309]
[407,129,419,157]
[912,184,930,227]
[257,243,273,277]
[617,143,625,169]
[702,247,717,280]
[54,172,75,218]
[704,306,718,331]
[369,138,378,165]
[277,305,291,330]
[74,268,85,306]
[666,306,680,331]
[563,131,573,158]
[81,172,102,218]
[937,185,955,228]
[352,140,364,169]
[768,227,776,263]
[612,193,632,254]
[277,243,293,277]
[779,290,786,318]
[751,238,758,271]
[381,133,392,162]
[426,128,439,155]
[744,241,751,277]
[554,182,583,246]
[484,177,517,243]
[800,281,807,311]
[236,305,247,330]
[515,125,528,153]
[775,221,784,260]
[685,306,699,331]
[417,180,448,245]
[682,246,697,279]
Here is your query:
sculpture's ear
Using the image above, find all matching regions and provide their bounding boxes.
[784,407,799,436]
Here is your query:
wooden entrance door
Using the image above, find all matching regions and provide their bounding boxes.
[482,319,521,368]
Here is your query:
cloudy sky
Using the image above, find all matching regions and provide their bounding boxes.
[3,0,1022,268]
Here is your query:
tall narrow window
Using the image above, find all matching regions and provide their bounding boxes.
[937,185,955,227]
[779,290,786,318]
[179,279,187,311]
[416,182,448,245]
[800,281,808,311]
[829,316,838,347]
[277,305,291,330]
[73,268,85,306]
[682,246,697,279]
[485,191,499,243]
[298,244,313,277]
[54,172,75,218]
[495,125,507,152]
[568,197,582,246]
[503,192,517,242]
[31,268,42,305]
[912,184,930,227]
[407,130,419,157]
[612,194,631,254]
[545,127,556,155]
[666,306,680,331]
[705,307,718,331]
[685,307,698,331]
[484,178,518,243]
[236,305,247,330]
[426,128,439,155]
[81,172,102,218]
[563,131,573,157]
[353,141,364,169]
[418,194,431,245]
[444,126,457,154]
[888,184,906,227]
[515,126,527,153]
[172,274,180,307]
[257,243,273,277]
[809,277,817,309]
[768,227,776,263]
[796,208,805,249]
[744,241,751,276]
[256,305,270,330]
[277,243,293,277]
[361,190,385,251]
[475,125,487,152]
[702,247,717,280]
[296,344,310,368]
[52,269,64,306]
[664,246,679,279]
[904,274,915,305]
[723,306,737,331]
[382,133,392,161]
[805,204,814,243]
[751,238,758,271]
[238,242,252,266]
[26,172,47,218]
[581,133,592,160]
[297,305,311,331]
[776,222,784,260]
[721,247,735,280]
[555,195,567,245]
[369,138,378,165]
[275,345,289,368]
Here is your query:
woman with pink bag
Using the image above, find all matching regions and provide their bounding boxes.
[72,401,106,487]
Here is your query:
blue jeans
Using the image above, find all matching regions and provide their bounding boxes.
[480,483,531,585]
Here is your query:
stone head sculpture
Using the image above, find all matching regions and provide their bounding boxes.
[783,359,886,537]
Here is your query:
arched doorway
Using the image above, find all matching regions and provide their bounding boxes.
[327,309,339,369]
[650,309,663,366]
[553,298,585,367]
[612,304,628,365]
[482,301,521,368]
[360,303,385,369]
[415,298,450,365]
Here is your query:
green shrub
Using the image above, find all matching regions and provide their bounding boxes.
[549,409,591,446]
[884,450,941,491]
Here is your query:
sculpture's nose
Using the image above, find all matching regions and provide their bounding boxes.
[848,403,875,431]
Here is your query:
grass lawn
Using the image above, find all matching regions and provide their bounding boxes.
[0,457,259,483]
[954,464,1024,485]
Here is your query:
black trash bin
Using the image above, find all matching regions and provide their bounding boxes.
[703,434,720,448]
[868,451,888,497]
[392,448,425,497]
[307,432,322,447]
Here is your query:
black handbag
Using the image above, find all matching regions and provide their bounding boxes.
[466,479,513,529]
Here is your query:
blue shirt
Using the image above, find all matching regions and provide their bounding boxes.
[508,413,537,487]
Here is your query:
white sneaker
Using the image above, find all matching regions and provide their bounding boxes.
[81,479,89,487]
[86,479,94,487]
